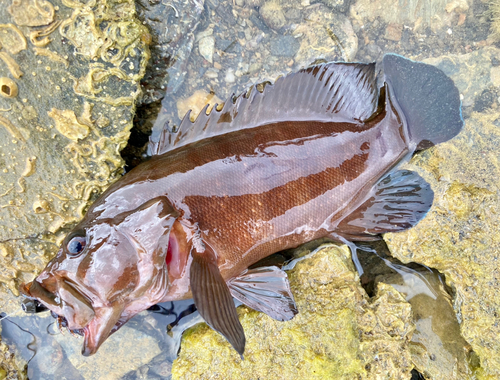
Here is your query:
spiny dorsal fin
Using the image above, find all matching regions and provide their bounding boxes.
[149,62,378,156]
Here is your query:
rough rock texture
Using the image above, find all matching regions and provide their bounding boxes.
[293,4,358,63]
[385,47,500,379]
[375,269,475,379]
[0,324,26,380]
[0,0,150,314]
[172,245,416,379]
[351,0,470,32]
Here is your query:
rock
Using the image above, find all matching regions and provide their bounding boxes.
[292,4,358,65]
[135,0,204,103]
[246,0,263,7]
[316,0,352,13]
[350,0,471,33]
[384,47,500,378]
[374,270,474,379]
[0,323,26,380]
[199,36,215,63]
[18,311,162,379]
[172,245,416,379]
[0,0,150,316]
[385,23,403,41]
[269,35,300,57]
[259,0,287,31]
[224,69,236,83]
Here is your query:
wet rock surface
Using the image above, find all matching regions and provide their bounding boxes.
[172,245,416,379]
[135,0,204,104]
[385,47,500,379]
[0,323,26,380]
[357,242,475,379]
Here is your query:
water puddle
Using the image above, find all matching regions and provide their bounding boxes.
[356,241,478,378]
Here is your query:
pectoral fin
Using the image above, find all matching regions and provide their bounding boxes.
[190,245,245,357]
[337,170,434,238]
[228,266,297,322]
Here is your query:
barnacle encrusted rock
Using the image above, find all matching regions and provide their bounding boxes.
[0,323,27,380]
[385,47,500,379]
[0,0,150,314]
[172,245,416,380]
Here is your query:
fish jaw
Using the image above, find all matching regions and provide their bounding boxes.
[82,304,124,356]
[19,276,95,331]
[19,197,179,354]
[20,262,171,355]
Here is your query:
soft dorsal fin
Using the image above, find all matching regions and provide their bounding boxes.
[149,62,379,156]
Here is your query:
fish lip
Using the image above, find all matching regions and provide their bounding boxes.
[20,280,61,309]
[21,279,96,332]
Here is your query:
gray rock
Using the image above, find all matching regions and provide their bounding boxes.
[269,35,300,57]
[259,0,287,31]
[199,36,215,63]
[315,0,352,13]
[293,4,358,66]
[135,0,204,103]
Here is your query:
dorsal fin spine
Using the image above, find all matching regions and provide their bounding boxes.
[149,61,379,156]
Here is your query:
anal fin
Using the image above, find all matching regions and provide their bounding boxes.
[337,170,434,238]
[228,266,298,322]
[190,246,245,357]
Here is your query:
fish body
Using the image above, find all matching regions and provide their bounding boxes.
[20,54,463,356]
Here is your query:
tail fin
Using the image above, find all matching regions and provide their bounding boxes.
[382,54,463,151]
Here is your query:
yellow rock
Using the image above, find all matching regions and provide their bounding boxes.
[385,48,500,379]
[172,245,415,380]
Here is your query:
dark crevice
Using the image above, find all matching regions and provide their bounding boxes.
[410,369,426,380]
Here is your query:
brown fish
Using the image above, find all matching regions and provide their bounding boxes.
[20,54,462,357]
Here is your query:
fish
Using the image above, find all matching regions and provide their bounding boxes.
[20,54,463,357]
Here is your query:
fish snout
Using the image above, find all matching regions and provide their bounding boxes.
[20,278,96,332]
[19,279,62,311]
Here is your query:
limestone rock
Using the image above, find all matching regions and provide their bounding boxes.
[172,245,415,380]
[0,0,150,316]
[385,47,500,379]
[293,4,358,65]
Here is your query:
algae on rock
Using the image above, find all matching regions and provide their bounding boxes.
[385,47,500,379]
[0,323,27,380]
[172,245,415,380]
[0,0,150,315]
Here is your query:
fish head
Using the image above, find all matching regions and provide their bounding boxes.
[20,197,177,355]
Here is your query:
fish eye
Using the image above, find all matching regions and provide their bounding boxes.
[67,235,86,256]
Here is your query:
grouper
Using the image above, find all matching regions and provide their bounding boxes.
[20,54,463,357]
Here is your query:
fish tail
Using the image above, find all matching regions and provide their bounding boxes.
[382,54,463,151]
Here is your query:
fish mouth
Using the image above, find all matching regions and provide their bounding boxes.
[21,279,125,356]
[21,279,96,332]
[20,280,61,310]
